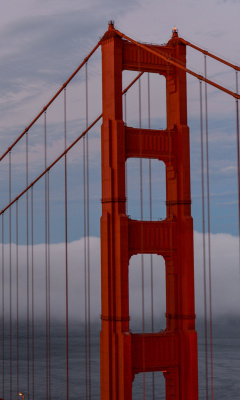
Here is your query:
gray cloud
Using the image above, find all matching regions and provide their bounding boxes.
[0,0,140,91]
[1,231,239,326]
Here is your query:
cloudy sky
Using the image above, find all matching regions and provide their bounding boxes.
[1,0,240,231]
[0,0,240,330]
[1,6,240,400]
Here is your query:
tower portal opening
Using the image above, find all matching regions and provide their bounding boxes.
[132,371,166,399]
[126,158,166,221]
[129,254,166,333]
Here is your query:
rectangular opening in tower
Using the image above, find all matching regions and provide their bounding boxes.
[129,254,166,333]
[122,72,166,129]
[132,371,165,399]
[126,158,166,221]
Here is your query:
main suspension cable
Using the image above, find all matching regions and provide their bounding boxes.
[0,41,102,163]
[182,38,240,71]
[0,75,144,217]
[114,28,240,100]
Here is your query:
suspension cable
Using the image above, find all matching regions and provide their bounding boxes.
[0,73,145,217]
[235,71,240,274]
[16,200,19,398]
[9,152,12,400]
[182,38,240,71]
[124,72,143,220]
[83,72,88,400]
[44,112,48,400]
[47,170,51,400]
[200,80,209,400]
[64,87,69,400]
[0,114,101,216]
[84,62,90,400]
[204,56,214,400]
[26,131,30,400]
[31,186,35,400]
[124,92,128,216]
[86,62,92,400]
[124,93,127,124]
[44,111,50,400]
[138,72,146,399]
[148,73,153,333]
[0,41,102,163]
[114,28,240,100]
[1,214,4,399]
[122,72,144,96]
[147,72,155,400]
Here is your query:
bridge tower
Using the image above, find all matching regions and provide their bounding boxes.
[100,22,198,400]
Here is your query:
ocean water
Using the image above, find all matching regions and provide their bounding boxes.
[0,318,240,400]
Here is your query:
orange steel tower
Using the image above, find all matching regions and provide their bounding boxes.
[100,22,198,400]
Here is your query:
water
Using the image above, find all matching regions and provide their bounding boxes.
[198,338,240,399]
[0,318,240,399]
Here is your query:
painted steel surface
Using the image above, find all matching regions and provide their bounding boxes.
[100,22,198,399]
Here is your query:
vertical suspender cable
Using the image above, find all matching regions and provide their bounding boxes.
[26,131,30,400]
[124,92,127,124]
[139,75,146,400]
[1,214,4,399]
[64,87,69,400]
[44,111,49,400]
[31,186,35,400]
[200,80,209,400]
[44,112,51,400]
[139,77,144,306]
[16,200,19,397]
[235,71,240,272]
[204,55,214,400]
[86,62,91,400]
[9,152,12,400]
[148,73,155,400]
[47,171,51,400]
[83,71,88,400]
[148,73,153,332]
[124,93,128,216]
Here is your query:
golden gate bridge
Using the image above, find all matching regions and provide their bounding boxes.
[0,22,240,399]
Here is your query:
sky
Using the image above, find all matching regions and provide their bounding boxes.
[1,0,240,233]
[0,0,240,328]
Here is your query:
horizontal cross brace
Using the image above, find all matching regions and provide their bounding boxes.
[128,219,177,256]
[131,331,179,374]
[125,127,175,161]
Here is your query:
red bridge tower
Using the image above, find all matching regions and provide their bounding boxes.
[100,22,198,399]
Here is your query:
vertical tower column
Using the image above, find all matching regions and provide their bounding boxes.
[100,25,132,400]
[100,23,198,400]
